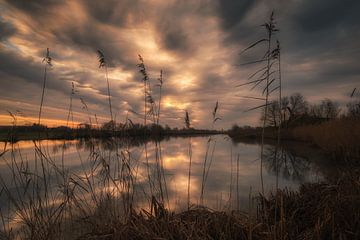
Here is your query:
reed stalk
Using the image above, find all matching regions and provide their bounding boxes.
[38,48,52,126]
[97,50,113,125]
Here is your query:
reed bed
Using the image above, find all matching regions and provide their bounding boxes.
[291,118,360,162]
[259,172,360,240]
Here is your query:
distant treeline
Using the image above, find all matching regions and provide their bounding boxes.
[228,92,360,140]
[232,92,359,130]
[0,123,223,142]
[228,93,360,163]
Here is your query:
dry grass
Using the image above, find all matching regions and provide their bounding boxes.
[291,118,360,162]
[77,203,256,240]
[259,173,360,240]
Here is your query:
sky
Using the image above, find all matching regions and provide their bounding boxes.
[0,0,359,129]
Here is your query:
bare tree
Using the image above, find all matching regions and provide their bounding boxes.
[287,93,308,120]
[261,100,281,127]
[347,100,360,118]
[309,99,340,120]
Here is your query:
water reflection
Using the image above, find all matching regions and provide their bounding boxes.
[0,135,327,215]
[263,146,311,182]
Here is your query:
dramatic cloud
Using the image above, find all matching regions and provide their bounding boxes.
[0,0,359,128]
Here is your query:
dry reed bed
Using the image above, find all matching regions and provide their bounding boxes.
[74,174,360,240]
[291,118,360,161]
[77,204,257,240]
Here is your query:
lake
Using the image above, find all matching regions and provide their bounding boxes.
[0,135,330,218]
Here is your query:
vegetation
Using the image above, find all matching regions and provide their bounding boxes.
[0,124,223,142]
[38,48,52,125]
[229,91,360,165]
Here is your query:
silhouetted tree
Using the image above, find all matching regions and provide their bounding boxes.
[261,100,281,127]
[309,99,340,120]
[288,93,308,118]
[347,100,360,118]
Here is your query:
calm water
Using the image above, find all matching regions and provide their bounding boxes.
[0,135,327,213]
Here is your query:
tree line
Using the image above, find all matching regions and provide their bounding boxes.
[261,92,360,127]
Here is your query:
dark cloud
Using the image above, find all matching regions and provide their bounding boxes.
[4,0,139,70]
[217,0,257,30]
[0,19,16,41]
[153,1,209,55]
[292,0,360,32]
[4,0,62,14]
[163,30,189,52]
[81,0,144,26]
[52,23,138,69]
[0,49,46,88]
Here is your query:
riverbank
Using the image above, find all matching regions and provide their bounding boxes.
[228,118,360,164]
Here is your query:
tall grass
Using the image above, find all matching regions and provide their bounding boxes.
[156,70,163,126]
[184,110,192,210]
[97,50,113,125]
[291,118,360,162]
[38,48,52,125]
[136,55,168,210]
[200,101,220,205]
[237,12,279,195]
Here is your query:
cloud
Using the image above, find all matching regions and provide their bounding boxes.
[216,0,257,30]
[0,18,16,41]
[0,0,359,128]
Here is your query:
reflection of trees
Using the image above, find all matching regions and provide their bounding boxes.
[75,138,128,152]
[51,141,74,154]
[263,145,311,182]
[74,137,160,152]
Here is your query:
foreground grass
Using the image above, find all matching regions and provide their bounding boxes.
[1,172,358,240]
[66,174,359,240]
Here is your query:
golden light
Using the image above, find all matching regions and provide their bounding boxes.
[169,174,199,193]
[163,97,190,110]
[163,153,188,169]
[0,114,81,127]
[171,71,196,90]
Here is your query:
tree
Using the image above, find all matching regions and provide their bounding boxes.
[288,93,308,117]
[261,100,281,127]
[309,99,340,119]
[347,100,360,118]
[280,96,290,122]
